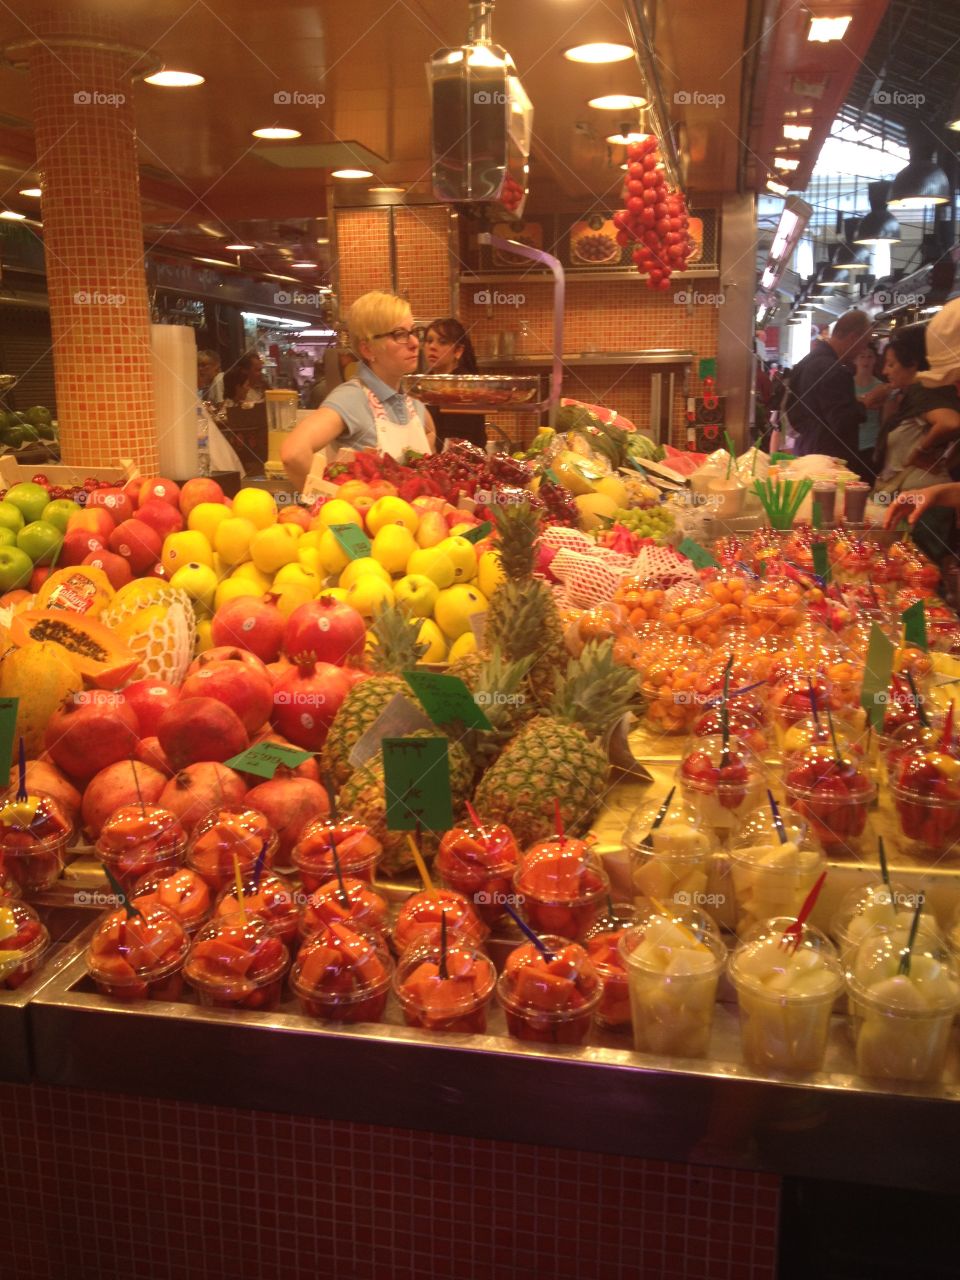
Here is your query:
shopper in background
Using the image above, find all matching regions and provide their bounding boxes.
[219,367,251,410]
[281,290,435,487]
[235,351,266,403]
[197,350,224,405]
[305,361,328,410]
[422,318,486,448]
[853,342,885,480]
[783,309,872,472]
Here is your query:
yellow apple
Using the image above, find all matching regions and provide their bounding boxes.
[214,516,258,566]
[371,525,417,576]
[318,529,350,576]
[438,536,478,582]
[434,584,488,641]
[273,583,314,618]
[298,529,321,550]
[170,561,219,617]
[346,576,395,618]
[251,523,301,574]
[336,480,373,507]
[215,576,262,612]
[406,546,456,590]
[194,618,214,654]
[339,556,392,590]
[417,618,448,663]
[232,487,278,530]
[320,586,349,603]
[448,631,477,662]
[394,573,439,619]
[415,511,449,549]
[188,502,232,546]
[230,562,273,592]
[477,550,505,599]
[161,529,213,576]
[312,497,363,531]
[366,495,419,536]
[274,562,320,594]
[297,545,322,577]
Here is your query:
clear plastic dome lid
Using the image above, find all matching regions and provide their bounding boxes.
[623,798,710,862]
[96,804,186,857]
[498,937,601,1012]
[582,903,638,973]
[639,636,710,687]
[618,905,724,975]
[392,887,489,954]
[783,740,875,800]
[87,903,189,981]
[888,744,960,800]
[679,735,758,795]
[661,582,721,622]
[831,881,916,951]
[301,877,390,941]
[729,918,842,999]
[131,867,211,928]
[292,816,382,871]
[847,922,960,1014]
[291,920,393,1003]
[514,837,609,904]
[0,789,72,843]
[437,821,520,875]
[184,912,289,990]
[395,936,496,1015]
[186,806,278,877]
[731,802,811,853]
[215,872,300,935]
[0,897,48,971]
[780,714,866,762]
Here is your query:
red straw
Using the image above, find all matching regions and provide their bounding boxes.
[942,701,954,751]
[553,797,565,842]
[465,801,483,830]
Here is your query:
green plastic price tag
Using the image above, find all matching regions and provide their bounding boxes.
[382,736,453,831]
[698,358,717,380]
[770,451,795,463]
[461,521,492,544]
[812,501,822,531]
[403,671,492,730]
[677,537,718,570]
[0,698,17,784]
[811,541,830,584]
[901,601,928,653]
[330,523,371,559]
[224,741,315,780]
[860,623,896,731]
[544,468,560,485]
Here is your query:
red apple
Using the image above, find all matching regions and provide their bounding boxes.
[179,478,225,519]
[108,519,163,575]
[136,497,184,540]
[60,527,105,567]
[278,506,311,529]
[139,477,181,509]
[85,487,134,524]
[67,508,114,543]
[82,549,133,589]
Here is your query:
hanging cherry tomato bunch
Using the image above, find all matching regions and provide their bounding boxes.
[613,137,693,291]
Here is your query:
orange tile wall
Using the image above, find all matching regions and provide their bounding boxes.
[394,205,452,319]
[334,208,393,310]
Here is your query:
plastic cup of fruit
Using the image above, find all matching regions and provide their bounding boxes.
[619,906,725,1058]
[215,872,300,947]
[624,801,713,912]
[888,745,960,861]
[742,583,805,642]
[727,840,824,937]
[496,936,602,1046]
[639,638,712,735]
[659,584,724,647]
[513,838,610,941]
[185,806,279,893]
[730,802,810,853]
[0,899,50,990]
[85,904,189,1002]
[846,927,960,1083]
[678,736,761,838]
[436,820,520,926]
[299,877,390,944]
[582,903,638,1030]
[184,912,289,1012]
[783,746,876,855]
[0,791,73,894]
[291,816,382,894]
[768,673,834,744]
[779,713,865,769]
[290,920,394,1023]
[729,919,842,1073]
[392,887,489,955]
[394,938,497,1034]
[131,867,212,937]
[830,880,917,965]
[691,697,768,757]
[95,803,187,894]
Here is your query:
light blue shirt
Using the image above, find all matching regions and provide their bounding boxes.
[321,363,427,451]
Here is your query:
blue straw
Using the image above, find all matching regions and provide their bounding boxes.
[503,902,554,960]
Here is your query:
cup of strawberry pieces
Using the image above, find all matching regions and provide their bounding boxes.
[784,742,875,855]
[86,904,189,1002]
[691,697,767,756]
[678,735,760,834]
[497,937,603,1045]
[131,867,211,936]
[394,937,496,1034]
[890,742,960,859]
[184,913,289,1011]
[392,887,489,955]
[513,837,610,941]
[436,819,520,926]
[215,872,300,946]
[300,877,390,944]
[291,920,393,1023]
[0,899,49,990]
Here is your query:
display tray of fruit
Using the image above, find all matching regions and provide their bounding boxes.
[399,374,540,408]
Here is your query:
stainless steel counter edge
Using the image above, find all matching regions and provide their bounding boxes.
[27,950,959,1193]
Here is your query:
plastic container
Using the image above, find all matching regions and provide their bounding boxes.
[513,837,610,941]
[691,696,768,757]
[0,791,72,893]
[846,926,960,1083]
[678,736,762,837]
[290,921,393,1023]
[624,800,713,912]
[394,938,496,1034]
[887,744,960,860]
[185,806,278,893]
[742,581,805,641]
[299,877,390,943]
[436,820,520,926]
[215,872,300,946]
[131,867,212,937]
[95,803,187,893]
[831,881,919,963]
[783,745,876,855]
[619,907,725,1058]
[291,816,382,893]
[496,936,602,1045]
[86,905,189,1002]
[639,638,712,735]
[659,583,725,646]
[392,888,489,955]
[582,903,638,1029]
[184,913,289,1011]
[728,840,824,937]
[729,919,842,1073]
[0,899,50,990]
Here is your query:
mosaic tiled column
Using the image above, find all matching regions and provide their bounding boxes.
[17,11,158,470]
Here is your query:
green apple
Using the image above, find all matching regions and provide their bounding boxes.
[4,482,50,524]
[17,519,63,565]
[394,573,439,619]
[42,498,81,534]
[0,545,34,590]
[170,561,219,617]
[0,528,15,548]
[0,501,25,534]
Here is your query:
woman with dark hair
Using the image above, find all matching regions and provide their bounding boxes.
[422,318,486,448]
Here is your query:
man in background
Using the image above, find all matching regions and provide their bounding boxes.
[197,350,224,404]
[784,310,872,475]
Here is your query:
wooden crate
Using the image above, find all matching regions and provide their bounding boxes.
[0,456,138,489]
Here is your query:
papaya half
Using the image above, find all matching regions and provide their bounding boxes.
[10,609,138,690]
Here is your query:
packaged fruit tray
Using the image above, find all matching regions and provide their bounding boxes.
[0,455,136,489]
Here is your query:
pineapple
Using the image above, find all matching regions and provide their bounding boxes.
[473,640,638,848]
[483,501,567,710]
[321,604,427,789]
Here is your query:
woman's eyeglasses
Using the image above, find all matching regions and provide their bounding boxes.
[372,325,424,344]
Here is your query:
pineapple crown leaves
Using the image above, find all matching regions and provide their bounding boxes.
[491,500,541,581]
[369,603,429,675]
[547,639,640,741]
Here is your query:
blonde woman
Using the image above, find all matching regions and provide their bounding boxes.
[281,291,435,486]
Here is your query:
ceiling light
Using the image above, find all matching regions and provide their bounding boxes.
[563,42,633,64]
[807,15,852,42]
[369,185,405,194]
[332,168,373,179]
[292,262,317,268]
[144,69,205,87]
[888,138,951,208]
[853,181,900,244]
[252,127,301,140]
[774,157,800,171]
[0,210,26,220]
[18,187,41,198]
[783,124,811,141]
[263,273,299,282]
[766,179,789,196]
[225,243,255,251]
[588,94,648,110]
[297,328,337,337]
[195,256,236,267]
[607,131,649,146]
[833,245,868,270]
[316,237,330,244]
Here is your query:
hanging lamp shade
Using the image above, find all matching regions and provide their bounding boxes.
[888,136,950,209]
[853,182,900,244]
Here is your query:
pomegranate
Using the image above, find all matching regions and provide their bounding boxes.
[185,646,269,678]
[44,694,140,784]
[248,731,321,782]
[134,736,175,776]
[245,777,329,864]
[211,596,284,664]
[81,760,166,840]
[157,696,248,769]
[6,760,81,825]
[160,762,246,833]
[266,657,294,685]
[135,497,184,541]
[180,661,273,735]
[122,679,180,737]
[283,596,366,666]
[271,662,351,751]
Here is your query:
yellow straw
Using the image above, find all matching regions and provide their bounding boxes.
[406,833,436,895]
[232,853,248,922]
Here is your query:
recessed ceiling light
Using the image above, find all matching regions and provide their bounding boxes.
[807,15,852,42]
[292,261,317,268]
[783,124,812,140]
[144,69,205,87]
[766,179,789,196]
[564,43,633,64]
[18,187,41,198]
[774,157,800,171]
[317,237,330,244]
[588,94,648,110]
[0,210,26,221]
[332,168,373,179]
[606,130,649,146]
[264,273,299,282]
[252,127,301,140]
[195,256,236,267]
[225,243,255,251]
[369,185,405,194]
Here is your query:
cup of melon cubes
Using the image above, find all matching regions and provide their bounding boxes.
[625,800,713,915]
[496,936,603,1046]
[394,938,496,1034]
[290,920,393,1023]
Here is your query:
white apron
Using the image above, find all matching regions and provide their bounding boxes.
[354,379,430,459]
